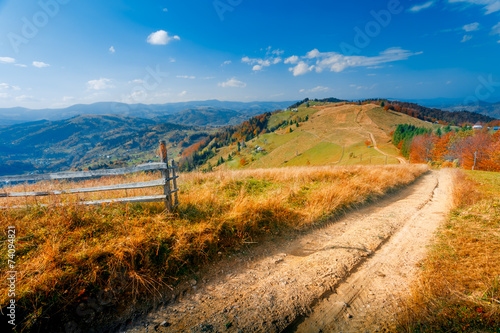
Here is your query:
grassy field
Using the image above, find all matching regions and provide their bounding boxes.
[398,170,500,332]
[0,164,428,332]
[205,103,438,171]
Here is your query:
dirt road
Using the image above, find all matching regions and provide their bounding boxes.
[367,132,407,165]
[125,170,452,333]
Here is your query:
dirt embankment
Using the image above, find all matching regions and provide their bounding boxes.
[124,170,451,333]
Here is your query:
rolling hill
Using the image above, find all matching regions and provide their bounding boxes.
[180,101,443,171]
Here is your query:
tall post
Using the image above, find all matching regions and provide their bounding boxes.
[159,140,172,212]
[473,151,477,171]
[171,159,179,207]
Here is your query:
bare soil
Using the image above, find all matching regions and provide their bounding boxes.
[124,169,452,333]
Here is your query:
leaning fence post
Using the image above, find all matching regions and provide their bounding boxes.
[159,140,172,212]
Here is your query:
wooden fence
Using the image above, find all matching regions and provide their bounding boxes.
[0,141,179,211]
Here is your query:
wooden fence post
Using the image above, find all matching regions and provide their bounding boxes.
[159,140,172,212]
[171,160,179,207]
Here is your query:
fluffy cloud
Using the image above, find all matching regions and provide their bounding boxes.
[242,56,279,71]
[461,34,473,42]
[300,86,329,93]
[147,30,180,45]
[289,61,314,76]
[463,22,480,31]
[448,0,500,14]
[87,78,114,90]
[177,75,196,79]
[129,79,144,84]
[109,46,116,53]
[242,50,283,71]
[0,83,20,91]
[0,57,16,64]
[178,90,187,97]
[409,1,435,12]
[284,56,300,64]
[218,78,247,88]
[33,61,50,68]
[287,47,421,76]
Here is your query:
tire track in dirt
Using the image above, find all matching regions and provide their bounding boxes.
[124,170,450,333]
[287,169,452,332]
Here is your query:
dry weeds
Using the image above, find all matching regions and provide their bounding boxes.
[397,170,500,332]
[0,164,428,331]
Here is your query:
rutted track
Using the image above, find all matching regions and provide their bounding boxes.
[125,170,451,333]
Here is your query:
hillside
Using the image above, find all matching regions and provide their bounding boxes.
[184,102,441,171]
[161,107,255,126]
[0,115,209,175]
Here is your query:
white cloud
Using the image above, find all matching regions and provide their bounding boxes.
[33,61,50,68]
[109,46,116,53]
[87,78,114,90]
[285,55,299,64]
[222,60,232,66]
[409,1,435,12]
[350,84,378,90]
[448,0,500,14]
[493,22,500,35]
[463,22,480,31]
[63,96,75,102]
[287,47,421,76]
[176,75,196,79]
[178,90,187,97]
[461,34,473,42]
[0,83,20,91]
[162,8,168,12]
[147,30,180,45]
[242,54,282,71]
[289,61,314,76]
[303,86,330,93]
[218,77,247,88]
[129,79,144,84]
[15,64,27,68]
[0,57,16,64]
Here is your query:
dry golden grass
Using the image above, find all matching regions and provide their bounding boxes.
[397,170,500,332]
[0,164,428,331]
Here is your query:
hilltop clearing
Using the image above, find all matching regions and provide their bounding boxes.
[193,103,440,171]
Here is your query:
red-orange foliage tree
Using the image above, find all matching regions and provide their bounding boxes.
[410,134,434,163]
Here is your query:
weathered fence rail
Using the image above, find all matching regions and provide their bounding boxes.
[0,141,179,211]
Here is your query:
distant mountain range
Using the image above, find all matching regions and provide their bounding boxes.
[0,100,294,127]
[398,98,500,120]
[0,114,206,175]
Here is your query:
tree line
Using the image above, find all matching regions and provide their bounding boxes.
[393,124,500,171]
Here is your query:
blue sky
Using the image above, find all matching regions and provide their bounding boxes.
[0,0,499,108]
